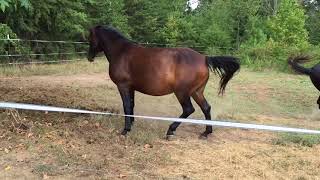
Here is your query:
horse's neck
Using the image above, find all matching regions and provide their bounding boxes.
[103,39,131,63]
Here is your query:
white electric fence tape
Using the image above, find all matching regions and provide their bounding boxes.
[0,102,319,134]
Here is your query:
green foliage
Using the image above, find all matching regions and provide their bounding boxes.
[155,0,186,45]
[0,0,316,71]
[124,0,187,43]
[0,0,10,12]
[266,0,309,48]
[304,0,320,45]
[243,16,268,47]
[0,23,29,58]
[239,0,311,70]
[87,0,130,36]
[273,133,320,147]
[0,0,31,12]
[238,40,308,71]
[187,0,234,49]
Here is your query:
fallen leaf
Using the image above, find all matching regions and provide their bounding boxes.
[16,143,24,148]
[27,133,33,138]
[4,166,11,171]
[144,144,153,149]
[81,154,87,159]
[43,173,49,179]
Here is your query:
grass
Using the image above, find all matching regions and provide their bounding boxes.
[1,60,320,179]
[204,69,319,126]
[0,57,106,77]
[273,133,320,147]
[89,115,166,145]
[32,164,57,176]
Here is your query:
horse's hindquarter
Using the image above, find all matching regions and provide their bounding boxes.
[174,49,209,93]
[311,64,320,91]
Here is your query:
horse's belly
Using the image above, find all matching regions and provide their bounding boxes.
[134,84,173,96]
[133,77,174,96]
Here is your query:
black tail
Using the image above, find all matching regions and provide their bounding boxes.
[206,56,240,95]
[288,55,312,75]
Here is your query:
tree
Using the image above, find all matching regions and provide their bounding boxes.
[0,0,31,12]
[267,0,309,47]
[86,0,130,36]
[303,0,320,45]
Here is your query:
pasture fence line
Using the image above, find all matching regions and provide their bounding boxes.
[1,102,320,135]
[0,37,235,66]
[0,38,235,49]
[0,38,88,44]
[0,59,86,66]
[0,51,86,57]
[0,37,88,65]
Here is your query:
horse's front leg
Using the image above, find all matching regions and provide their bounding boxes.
[317,96,320,109]
[130,90,135,124]
[118,86,134,135]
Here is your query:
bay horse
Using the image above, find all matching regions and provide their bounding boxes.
[87,26,240,139]
[288,55,320,109]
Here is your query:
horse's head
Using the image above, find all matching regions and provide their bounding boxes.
[87,26,103,62]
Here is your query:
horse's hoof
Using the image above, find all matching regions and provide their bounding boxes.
[166,135,175,141]
[121,129,129,136]
[199,133,210,140]
[199,135,208,140]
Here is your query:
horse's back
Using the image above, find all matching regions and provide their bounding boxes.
[124,46,208,95]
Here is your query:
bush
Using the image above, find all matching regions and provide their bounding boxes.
[0,23,30,63]
[237,40,312,71]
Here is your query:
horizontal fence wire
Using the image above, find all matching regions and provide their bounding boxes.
[0,59,85,66]
[0,38,88,44]
[1,101,320,134]
[0,51,86,57]
[0,38,236,66]
[0,37,88,65]
[1,38,235,49]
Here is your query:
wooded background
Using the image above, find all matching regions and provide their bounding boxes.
[0,0,319,70]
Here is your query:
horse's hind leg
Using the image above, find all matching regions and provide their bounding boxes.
[166,94,195,139]
[192,88,212,138]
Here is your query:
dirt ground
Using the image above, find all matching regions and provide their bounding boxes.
[0,72,320,180]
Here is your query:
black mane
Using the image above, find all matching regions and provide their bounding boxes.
[96,25,133,44]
